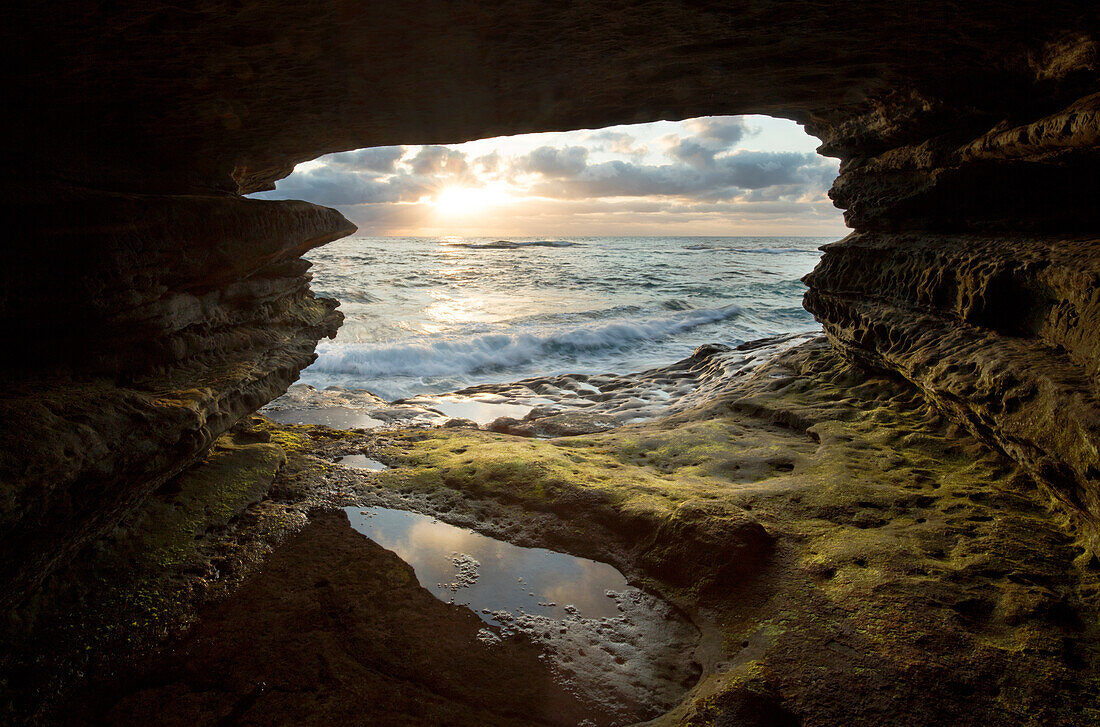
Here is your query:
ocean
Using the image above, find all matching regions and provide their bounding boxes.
[298,236,833,401]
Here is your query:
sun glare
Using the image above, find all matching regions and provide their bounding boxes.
[432,185,509,216]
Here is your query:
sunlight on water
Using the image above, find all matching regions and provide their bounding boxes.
[301,236,831,400]
[336,454,388,470]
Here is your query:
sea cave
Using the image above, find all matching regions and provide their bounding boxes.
[3,2,1100,725]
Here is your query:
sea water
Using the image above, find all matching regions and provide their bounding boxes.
[301,236,831,400]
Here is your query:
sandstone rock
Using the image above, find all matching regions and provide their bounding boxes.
[2,0,1099,609]
[442,417,479,429]
[487,411,621,438]
[638,499,775,589]
[89,511,601,726]
[0,191,350,609]
[486,416,526,436]
[805,232,1100,551]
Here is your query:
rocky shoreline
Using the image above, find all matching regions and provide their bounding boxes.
[6,339,1097,725]
[5,4,1100,724]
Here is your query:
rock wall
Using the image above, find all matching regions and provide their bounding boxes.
[0,191,350,608]
[2,0,1099,605]
[805,69,1100,550]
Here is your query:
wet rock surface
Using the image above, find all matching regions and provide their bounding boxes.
[806,232,1100,552]
[3,0,1100,614]
[95,510,603,727]
[5,341,1099,725]
[369,341,1100,726]
[343,506,700,723]
[263,333,813,436]
[0,191,351,609]
[4,3,1100,725]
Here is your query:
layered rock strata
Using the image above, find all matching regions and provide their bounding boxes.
[0,190,350,609]
[807,184,1100,552]
[3,0,1100,606]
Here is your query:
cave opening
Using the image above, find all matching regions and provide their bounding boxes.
[249,115,846,420]
[7,2,1100,723]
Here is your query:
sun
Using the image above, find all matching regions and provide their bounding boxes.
[432,184,509,216]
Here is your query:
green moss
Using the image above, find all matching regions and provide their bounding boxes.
[134,437,286,570]
[376,428,699,531]
[33,345,1099,725]
[371,346,1100,724]
[38,430,293,677]
[248,415,362,452]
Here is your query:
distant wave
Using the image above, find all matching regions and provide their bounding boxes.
[683,244,808,254]
[445,240,575,249]
[312,304,742,378]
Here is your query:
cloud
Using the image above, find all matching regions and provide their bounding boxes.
[684,116,750,146]
[530,150,831,201]
[585,130,648,157]
[409,145,470,176]
[665,138,718,168]
[323,146,406,173]
[251,164,434,206]
[663,117,754,168]
[474,152,500,173]
[249,115,842,235]
[516,146,589,177]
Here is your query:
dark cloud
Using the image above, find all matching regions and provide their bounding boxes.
[409,145,469,176]
[253,146,476,206]
[531,151,832,201]
[323,146,406,173]
[251,165,431,206]
[685,116,750,146]
[516,146,589,177]
[664,116,755,167]
[666,139,718,168]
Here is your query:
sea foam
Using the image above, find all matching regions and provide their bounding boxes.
[311,304,742,379]
[444,239,574,249]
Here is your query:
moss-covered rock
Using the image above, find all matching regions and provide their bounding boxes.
[15,342,1100,726]
[365,340,1100,726]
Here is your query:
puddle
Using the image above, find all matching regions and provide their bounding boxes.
[407,395,533,425]
[336,454,388,471]
[344,506,700,723]
[346,506,625,621]
[263,407,385,429]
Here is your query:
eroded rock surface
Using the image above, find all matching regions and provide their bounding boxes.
[7,341,1100,725]
[93,511,601,727]
[0,191,350,608]
[806,232,1100,551]
[336,340,1100,725]
[3,4,1100,722]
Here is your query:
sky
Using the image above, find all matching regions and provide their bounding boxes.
[251,115,847,237]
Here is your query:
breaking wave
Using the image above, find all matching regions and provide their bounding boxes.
[312,304,742,379]
[444,239,575,249]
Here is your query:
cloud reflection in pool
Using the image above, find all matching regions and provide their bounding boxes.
[344,506,625,622]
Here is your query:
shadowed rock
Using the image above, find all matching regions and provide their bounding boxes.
[2,0,1100,625]
[86,510,603,726]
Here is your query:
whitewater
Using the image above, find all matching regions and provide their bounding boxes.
[297,236,831,401]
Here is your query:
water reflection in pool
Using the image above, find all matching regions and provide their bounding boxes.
[337,454,388,471]
[343,505,700,722]
[264,407,385,429]
[344,506,624,622]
